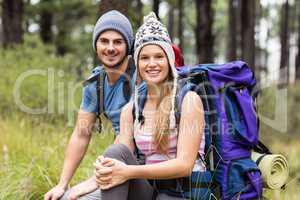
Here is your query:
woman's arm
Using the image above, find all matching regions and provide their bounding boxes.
[127,91,205,179]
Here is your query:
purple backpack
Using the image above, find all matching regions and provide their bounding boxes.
[176,61,263,199]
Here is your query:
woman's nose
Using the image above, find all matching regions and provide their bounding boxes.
[148,57,157,66]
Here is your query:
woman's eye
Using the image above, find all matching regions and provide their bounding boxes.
[155,55,164,59]
[140,56,148,60]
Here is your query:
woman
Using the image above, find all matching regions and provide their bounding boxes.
[90,12,206,200]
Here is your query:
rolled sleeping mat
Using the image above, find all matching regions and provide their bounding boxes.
[251,152,289,190]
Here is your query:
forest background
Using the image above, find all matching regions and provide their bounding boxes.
[0,0,299,199]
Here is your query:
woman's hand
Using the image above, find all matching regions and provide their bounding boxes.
[94,156,130,190]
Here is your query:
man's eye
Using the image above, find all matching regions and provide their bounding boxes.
[100,39,109,44]
[114,40,122,45]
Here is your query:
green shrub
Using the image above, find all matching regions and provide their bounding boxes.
[0,35,83,125]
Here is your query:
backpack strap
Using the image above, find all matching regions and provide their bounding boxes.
[123,56,135,101]
[96,71,105,133]
[253,140,272,155]
[174,82,196,124]
[82,56,135,133]
[82,69,105,133]
[132,89,147,125]
[82,73,100,87]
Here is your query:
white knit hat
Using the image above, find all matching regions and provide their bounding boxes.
[133,12,178,127]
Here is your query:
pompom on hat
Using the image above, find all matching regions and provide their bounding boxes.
[133,12,178,127]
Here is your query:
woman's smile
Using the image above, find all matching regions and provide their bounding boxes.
[146,69,161,76]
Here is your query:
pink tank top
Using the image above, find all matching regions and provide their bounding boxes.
[134,114,206,171]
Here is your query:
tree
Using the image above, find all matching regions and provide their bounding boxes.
[295,0,300,81]
[279,0,290,86]
[99,0,129,16]
[178,0,184,51]
[240,0,255,71]
[39,0,53,43]
[134,0,143,27]
[227,0,238,61]
[127,0,144,31]
[195,0,214,63]
[1,0,24,47]
[168,4,175,40]
[153,0,160,19]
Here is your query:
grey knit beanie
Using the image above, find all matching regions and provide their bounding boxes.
[92,10,134,54]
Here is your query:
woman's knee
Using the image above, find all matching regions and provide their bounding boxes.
[103,143,132,161]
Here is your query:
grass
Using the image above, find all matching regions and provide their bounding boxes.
[0,115,114,200]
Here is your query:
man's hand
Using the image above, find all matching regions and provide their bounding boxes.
[44,184,65,200]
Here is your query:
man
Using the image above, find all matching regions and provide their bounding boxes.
[44,10,136,200]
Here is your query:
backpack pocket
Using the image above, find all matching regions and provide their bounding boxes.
[222,158,263,200]
[224,86,258,146]
[183,171,218,200]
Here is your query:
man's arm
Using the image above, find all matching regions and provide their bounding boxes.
[44,109,96,200]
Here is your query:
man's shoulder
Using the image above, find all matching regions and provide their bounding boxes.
[83,66,104,86]
[91,66,104,75]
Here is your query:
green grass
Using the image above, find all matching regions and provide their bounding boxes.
[0,115,114,200]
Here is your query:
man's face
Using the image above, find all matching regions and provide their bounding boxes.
[96,30,127,68]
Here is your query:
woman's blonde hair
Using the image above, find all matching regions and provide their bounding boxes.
[153,72,174,155]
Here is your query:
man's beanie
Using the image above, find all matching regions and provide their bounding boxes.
[92,10,134,54]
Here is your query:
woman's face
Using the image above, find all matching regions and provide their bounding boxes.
[138,44,170,85]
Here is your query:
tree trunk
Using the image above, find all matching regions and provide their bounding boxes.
[241,0,255,72]
[295,0,300,81]
[0,16,2,46]
[168,5,175,40]
[135,0,143,27]
[178,0,184,51]
[2,0,24,47]
[39,0,53,43]
[195,0,214,63]
[153,0,160,19]
[227,0,238,61]
[55,27,68,56]
[279,0,290,86]
[24,0,31,33]
[99,0,129,16]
